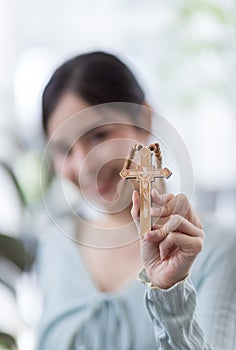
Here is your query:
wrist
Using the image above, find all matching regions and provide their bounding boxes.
[145,269,189,290]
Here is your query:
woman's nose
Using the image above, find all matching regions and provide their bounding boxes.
[70,143,87,167]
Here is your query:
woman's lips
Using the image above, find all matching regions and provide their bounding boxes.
[80,164,124,201]
[97,178,115,196]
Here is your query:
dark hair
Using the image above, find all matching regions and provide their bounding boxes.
[42,51,145,133]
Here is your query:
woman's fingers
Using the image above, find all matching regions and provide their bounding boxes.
[165,194,202,229]
[151,190,189,218]
[165,214,205,238]
[132,188,203,236]
[159,232,204,260]
[144,214,205,242]
[185,205,203,230]
[151,189,202,229]
[150,188,175,221]
[151,188,174,206]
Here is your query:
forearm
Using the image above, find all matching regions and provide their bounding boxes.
[139,269,211,350]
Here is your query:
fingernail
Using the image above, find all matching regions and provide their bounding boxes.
[132,191,135,200]
[145,231,157,239]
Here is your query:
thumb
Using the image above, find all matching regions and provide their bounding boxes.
[131,190,140,229]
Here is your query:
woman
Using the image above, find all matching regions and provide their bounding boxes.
[37,51,236,349]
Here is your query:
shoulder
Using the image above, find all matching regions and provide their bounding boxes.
[202,216,236,258]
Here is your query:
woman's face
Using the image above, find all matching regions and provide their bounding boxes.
[47,92,149,207]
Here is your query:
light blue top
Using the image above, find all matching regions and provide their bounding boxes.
[36,216,236,349]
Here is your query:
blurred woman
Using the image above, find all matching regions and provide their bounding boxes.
[37,51,236,349]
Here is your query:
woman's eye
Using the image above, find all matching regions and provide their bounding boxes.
[79,127,115,146]
[92,129,112,141]
[94,131,109,139]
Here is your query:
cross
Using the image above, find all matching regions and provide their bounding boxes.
[120,146,172,236]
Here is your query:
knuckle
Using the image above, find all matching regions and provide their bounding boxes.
[164,203,172,216]
[162,193,170,204]
[172,213,182,221]
[177,193,190,209]
[171,214,183,227]
[177,192,189,203]
[200,230,206,240]
[167,231,175,240]
[158,226,168,240]
[199,222,204,230]
[195,237,204,252]
[176,193,190,216]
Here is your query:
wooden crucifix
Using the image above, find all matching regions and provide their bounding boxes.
[120,144,172,236]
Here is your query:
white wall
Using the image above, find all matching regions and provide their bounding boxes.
[0,0,236,196]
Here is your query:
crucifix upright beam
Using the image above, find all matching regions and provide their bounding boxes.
[120,146,172,236]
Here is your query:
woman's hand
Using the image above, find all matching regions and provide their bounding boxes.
[131,189,205,289]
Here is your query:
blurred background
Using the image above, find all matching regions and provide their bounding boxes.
[0,0,236,349]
